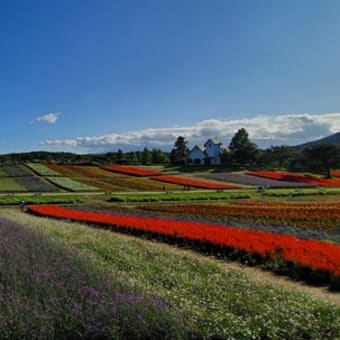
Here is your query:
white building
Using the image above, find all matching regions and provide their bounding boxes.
[189,138,224,165]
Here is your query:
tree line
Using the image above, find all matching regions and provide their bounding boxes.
[1,128,339,177]
[170,128,340,178]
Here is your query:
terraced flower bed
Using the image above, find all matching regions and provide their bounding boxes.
[246,171,340,187]
[26,163,62,176]
[27,205,340,288]
[101,165,162,177]
[201,172,315,188]
[152,175,241,189]
[46,176,100,192]
[138,201,340,232]
[0,177,26,192]
[2,164,34,177]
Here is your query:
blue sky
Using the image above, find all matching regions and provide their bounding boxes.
[1,0,340,154]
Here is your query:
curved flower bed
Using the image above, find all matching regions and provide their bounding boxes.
[27,205,340,282]
[246,171,340,187]
[101,165,162,177]
[151,175,241,190]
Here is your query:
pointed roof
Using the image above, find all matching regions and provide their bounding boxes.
[204,138,222,146]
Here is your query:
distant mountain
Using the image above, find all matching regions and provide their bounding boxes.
[297,132,340,148]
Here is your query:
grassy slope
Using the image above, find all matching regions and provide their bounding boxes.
[1,208,339,339]
[0,178,26,192]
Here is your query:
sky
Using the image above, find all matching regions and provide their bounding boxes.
[1,0,340,154]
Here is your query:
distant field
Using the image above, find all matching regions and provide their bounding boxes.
[0,177,27,192]
[200,172,315,188]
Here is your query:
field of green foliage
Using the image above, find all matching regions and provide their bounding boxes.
[1,208,339,339]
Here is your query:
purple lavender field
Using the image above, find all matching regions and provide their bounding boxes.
[0,218,184,339]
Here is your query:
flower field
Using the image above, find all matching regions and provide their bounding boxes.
[26,163,62,176]
[46,176,100,192]
[152,175,241,189]
[201,172,315,188]
[27,205,340,287]
[246,171,340,187]
[101,165,162,177]
[139,201,340,232]
[0,177,27,192]
[0,217,180,338]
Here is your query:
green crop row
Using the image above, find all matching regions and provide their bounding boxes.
[26,163,61,176]
[263,188,340,197]
[0,195,84,205]
[108,192,250,202]
[0,178,27,192]
[47,176,100,192]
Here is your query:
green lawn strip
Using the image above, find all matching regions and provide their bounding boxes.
[0,177,27,192]
[0,195,84,205]
[4,209,339,339]
[25,163,62,176]
[108,191,251,202]
[263,188,340,197]
[46,176,100,192]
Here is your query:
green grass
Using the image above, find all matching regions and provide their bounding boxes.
[0,195,84,205]
[263,188,340,197]
[3,209,339,339]
[46,176,100,192]
[0,178,26,192]
[108,191,251,202]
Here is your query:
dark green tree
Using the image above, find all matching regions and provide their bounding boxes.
[260,145,298,169]
[228,128,259,166]
[303,144,340,178]
[170,136,190,165]
[151,148,169,164]
[141,147,152,165]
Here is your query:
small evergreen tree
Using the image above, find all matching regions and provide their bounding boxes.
[170,136,190,165]
[228,128,259,166]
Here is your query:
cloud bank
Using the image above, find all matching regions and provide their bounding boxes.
[33,112,61,124]
[40,112,340,151]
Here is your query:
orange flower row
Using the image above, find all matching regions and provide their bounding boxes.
[27,205,340,277]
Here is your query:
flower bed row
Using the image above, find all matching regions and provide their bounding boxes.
[246,171,340,187]
[26,163,62,176]
[27,205,340,281]
[151,175,241,190]
[101,165,162,177]
[138,202,340,231]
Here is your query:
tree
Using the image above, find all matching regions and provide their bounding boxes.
[151,148,169,164]
[170,136,190,165]
[303,144,340,178]
[141,147,152,165]
[228,128,259,165]
[260,145,297,169]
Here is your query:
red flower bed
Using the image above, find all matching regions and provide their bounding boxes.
[101,165,162,177]
[246,171,340,187]
[151,175,241,189]
[27,205,340,277]
[332,171,340,178]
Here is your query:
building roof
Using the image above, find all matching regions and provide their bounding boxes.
[204,138,222,146]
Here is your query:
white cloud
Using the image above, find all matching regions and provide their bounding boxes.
[40,112,340,151]
[33,112,61,124]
